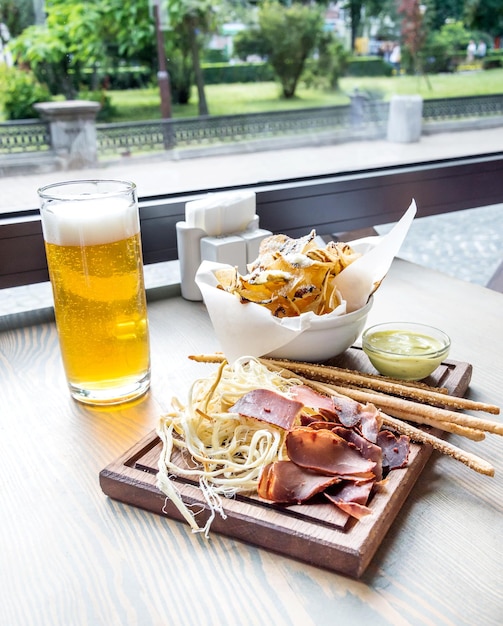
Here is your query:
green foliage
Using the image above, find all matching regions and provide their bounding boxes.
[7,0,156,100]
[464,0,503,38]
[428,0,465,31]
[483,50,503,70]
[303,34,350,91]
[203,49,229,63]
[345,56,393,77]
[202,62,275,84]
[0,65,52,120]
[257,1,325,99]
[0,0,34,38]
[167,47,194,105]
[8,1,109,99]
[233,28,269,62]
[421,21,473,74]
[101,0,154,63]
[78,88,116,121]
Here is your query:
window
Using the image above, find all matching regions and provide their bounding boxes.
[1,1,502,305]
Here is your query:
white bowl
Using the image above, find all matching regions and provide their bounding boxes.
[265,296,373,362]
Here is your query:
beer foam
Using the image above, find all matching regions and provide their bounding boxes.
[42,197,140,246]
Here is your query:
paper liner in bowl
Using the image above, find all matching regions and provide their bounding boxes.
[195,201,416,363]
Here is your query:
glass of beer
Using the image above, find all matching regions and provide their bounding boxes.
[38,179,151,405]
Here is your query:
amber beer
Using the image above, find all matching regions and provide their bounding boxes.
[38,180,150,405]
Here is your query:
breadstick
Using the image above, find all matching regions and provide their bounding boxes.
[263,361,495,476]
[264,357,500,415]
[267,357,449,393]
[286,370,484,439]
[189,353,225,364]
[324,384,503,437]
[380,414,495,477]
[383,407,485,441]
[189,353,500,416]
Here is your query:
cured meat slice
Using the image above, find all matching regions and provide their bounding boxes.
[359,403,383,443]
[325,488,373,520]
[331,393,361,427]
[326,478,373,504]
[229,388,303,431]
[258,461,341,504]
[333,426,383,482]
[290,384,335,412]
[325,468,375,519]
[377,430,410,470]
[286,427,377,477]
[290,385,383,442]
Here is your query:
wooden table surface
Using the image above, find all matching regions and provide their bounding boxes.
[1,259,502,626]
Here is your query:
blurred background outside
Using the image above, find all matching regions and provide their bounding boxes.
[1,0,502,311]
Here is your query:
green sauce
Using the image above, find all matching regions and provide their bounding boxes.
[366,330,444,355]
[363,329,449,380]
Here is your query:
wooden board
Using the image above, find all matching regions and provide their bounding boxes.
[100,348,472,578]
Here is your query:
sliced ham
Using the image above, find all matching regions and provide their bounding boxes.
[332,426,383,482]
[258,460,342,504]
[331,393,361,427]
[377,430,410,470]
[233,381,411,523]
[286,427,377,477]
[324,479,374,519]
[229,388,303,431]
[290,384,334,412]
[359,403,383,443]
[324,493,373,520]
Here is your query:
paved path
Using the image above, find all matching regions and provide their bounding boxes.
[2,125,503,212]
[1,127,502,314]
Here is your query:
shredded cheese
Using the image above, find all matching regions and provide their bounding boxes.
[156,357,296,535]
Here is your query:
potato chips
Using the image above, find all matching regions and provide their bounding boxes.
[215,230,361,318]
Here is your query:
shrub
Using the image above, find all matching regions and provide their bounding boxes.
[167,49,194,105]
[303,34,349,90]
[75,66,153,91]
[202,62,275,84]
[0,66,52,120]
[77,89,116,122]
[483,50,503,70]
[421,21,473,74]
[345,56,393,77]
[203,49,229,64]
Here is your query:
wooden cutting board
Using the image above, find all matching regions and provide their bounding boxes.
[100,348,472,578]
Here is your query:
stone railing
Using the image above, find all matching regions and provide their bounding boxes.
[0,100,101,175]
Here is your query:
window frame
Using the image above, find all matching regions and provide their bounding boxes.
[1,152,502,289]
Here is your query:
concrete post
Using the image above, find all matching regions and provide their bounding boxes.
[387,95,423,143]
[34,100,101,169]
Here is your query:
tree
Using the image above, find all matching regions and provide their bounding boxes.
[303,32,349,92]
[167,0,219,116]
[428,0,464,30]
[102,0,155,65]
[344,0,363,52]
[464,0,503,38]
[398,0,432,84]
[0,0,34,38]
[342,0,389,52]
[8,0,108,98]
[422,20,473,73]
[257,1,324,99]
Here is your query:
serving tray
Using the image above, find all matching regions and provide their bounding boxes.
[100,348,472,578]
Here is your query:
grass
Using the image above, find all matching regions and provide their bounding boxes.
[106,68,503,123]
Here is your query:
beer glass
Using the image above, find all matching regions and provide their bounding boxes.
[38,180,151,405]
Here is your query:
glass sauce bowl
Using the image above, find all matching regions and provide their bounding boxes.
[362,322,451,381]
